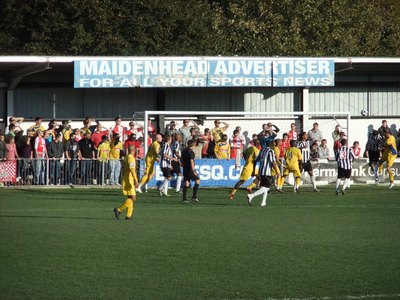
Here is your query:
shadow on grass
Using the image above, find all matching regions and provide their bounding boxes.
[0,215,112,221]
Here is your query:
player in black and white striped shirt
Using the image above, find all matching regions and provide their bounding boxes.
[247,141,280,207]
[159,135,177,197]
[335,138,355,195]
[171,134,183,193]
[298,132,319,192]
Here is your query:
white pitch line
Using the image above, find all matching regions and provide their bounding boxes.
[259,293,400,300]
[1,204,400,213]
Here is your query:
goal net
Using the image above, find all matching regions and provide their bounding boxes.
[141,111,351,153]
[137,111,351,188]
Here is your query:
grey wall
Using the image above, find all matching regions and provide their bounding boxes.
[9,85,399,121]
[309,87,400,116]
[12,88,157,119]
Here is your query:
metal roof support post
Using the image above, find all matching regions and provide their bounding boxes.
[302,87,310,133]
[6,90,14,121]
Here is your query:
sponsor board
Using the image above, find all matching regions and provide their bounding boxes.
[140,159,400,187]
[74,57,334,88]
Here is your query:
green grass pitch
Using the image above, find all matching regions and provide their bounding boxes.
[0,185,399,299]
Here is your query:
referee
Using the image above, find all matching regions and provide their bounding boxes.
[247,141,280,207]
[335,139,355,195]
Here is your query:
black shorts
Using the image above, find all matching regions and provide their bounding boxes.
[338,166,351,179]
[171,160,182,175]
[259,175,273,188]
[183,170,199,182]
[368,150,380,165]
[161,167,172,178]
[302,161,313,172]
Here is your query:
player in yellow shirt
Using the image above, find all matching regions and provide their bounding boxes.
[229,139,260,200]
[136,134,162,193]
[114,145,139,220]
[272,139,284,192]
[377,128,397,189]
[282,140,303,193]
[214,134,231,159]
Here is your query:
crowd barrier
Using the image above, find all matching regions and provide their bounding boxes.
[1,158,399,187]
[0,158,125,186]
[143,158,400,188]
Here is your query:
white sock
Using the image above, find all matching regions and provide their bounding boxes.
[261,188,270,206]
[163,179,169,194]
[137,183,142,189]
[343,178,350,190]
[176,175,183,192]
[374,165,379,176]
[252,186,268,198]
[336,179,341,190]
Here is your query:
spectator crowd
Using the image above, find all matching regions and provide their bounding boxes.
[0,115,399,186]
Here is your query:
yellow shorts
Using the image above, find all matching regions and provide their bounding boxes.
[144,158,156,177]
[240,166,258,181]
[387,154,396,167]
[122,179,136,196]
[379,154,396,167]
[271,163,282,176]
[283,167,301,178]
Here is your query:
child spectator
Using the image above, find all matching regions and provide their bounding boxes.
[201,128,212,158]
[214,134,230,160]
[280,133,290,158]
[5,135,19,160]
[229,129,244,160]
[352,141,362,159]
[310,141,319,161]
[334,132,346,155]
[288,123,298,141]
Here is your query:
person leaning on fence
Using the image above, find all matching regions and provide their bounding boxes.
[17,135,33,184]
[34,129,47,185]
[60,120,73,144]
[97,135,111,186]
[109,133,124,186]
[113,145,139,220]
[48,134,64,185]
[64,131,81,186]
[79,132,95,185]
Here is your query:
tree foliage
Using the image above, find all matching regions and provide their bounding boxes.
[0,0,398,56]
